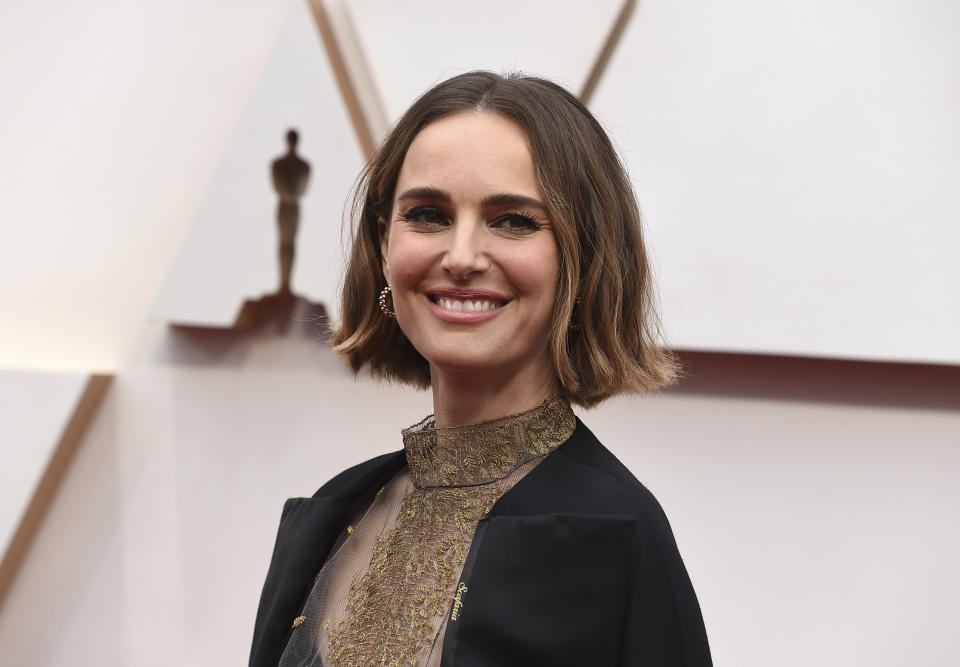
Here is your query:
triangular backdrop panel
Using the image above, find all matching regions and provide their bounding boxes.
[591,0,960,365]
[0,371,87,558]
[151,0,363,326]
[0,370,110,606]
[346,0,628,134]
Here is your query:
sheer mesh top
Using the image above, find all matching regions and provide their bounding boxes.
[278,396,576,667]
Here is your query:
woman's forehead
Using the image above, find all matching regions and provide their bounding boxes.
[395,112,540,202]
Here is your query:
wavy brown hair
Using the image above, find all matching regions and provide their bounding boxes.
[331,71,676,407]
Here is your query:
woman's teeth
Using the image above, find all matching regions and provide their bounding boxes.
[437,298,498,312]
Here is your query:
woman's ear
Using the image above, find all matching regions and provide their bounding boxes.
[378,217,390,280]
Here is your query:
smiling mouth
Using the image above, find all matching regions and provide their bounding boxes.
[427,295,507,313]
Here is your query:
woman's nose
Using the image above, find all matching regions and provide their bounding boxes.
[440,219,489,279]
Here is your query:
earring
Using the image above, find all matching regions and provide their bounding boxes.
[379,285,396,319]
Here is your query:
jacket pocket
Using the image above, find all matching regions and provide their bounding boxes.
[444,514,637,667]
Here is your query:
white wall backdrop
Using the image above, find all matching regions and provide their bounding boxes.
[591,0,960,364]
[1,1,958,666]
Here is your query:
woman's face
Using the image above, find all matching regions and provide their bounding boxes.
[381,111,560,382]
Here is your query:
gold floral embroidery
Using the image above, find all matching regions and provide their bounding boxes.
[325,397,575,666]
[403,396,576,488]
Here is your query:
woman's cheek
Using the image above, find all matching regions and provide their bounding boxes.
[391,239,439,284]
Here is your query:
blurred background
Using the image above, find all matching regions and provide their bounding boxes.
[1,0,958,665]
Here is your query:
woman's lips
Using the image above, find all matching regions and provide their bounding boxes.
[425,293,507,323]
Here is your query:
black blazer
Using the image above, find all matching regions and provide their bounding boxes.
[250,419,712,666]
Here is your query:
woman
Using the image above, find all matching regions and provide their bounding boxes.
[250,72,712,666]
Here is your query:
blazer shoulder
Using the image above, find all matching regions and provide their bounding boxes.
[555,418,671,521]
[558,418,647,489]
[311,449,406,500]
[492,419,671,531]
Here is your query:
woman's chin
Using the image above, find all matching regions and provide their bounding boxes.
[423,345,526,377]
[428,354,501,376]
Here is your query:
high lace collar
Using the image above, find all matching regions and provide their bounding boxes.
[402,396,576,489]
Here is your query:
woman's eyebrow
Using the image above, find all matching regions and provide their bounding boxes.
[481,193,546,211]
[396,188,546,211]
[397,186,450,203]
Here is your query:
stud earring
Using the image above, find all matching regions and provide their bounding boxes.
[379,285,396,319]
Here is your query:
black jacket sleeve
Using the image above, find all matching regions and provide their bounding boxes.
[618,509,712,666]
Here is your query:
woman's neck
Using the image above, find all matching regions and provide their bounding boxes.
[429,357,560,428]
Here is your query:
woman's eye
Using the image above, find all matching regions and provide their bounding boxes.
[492,213,541,231]
[402,206,448,226]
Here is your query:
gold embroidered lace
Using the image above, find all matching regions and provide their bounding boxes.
[278,396,576,667]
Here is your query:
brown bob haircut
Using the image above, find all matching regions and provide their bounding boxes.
[331,71,676,407]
